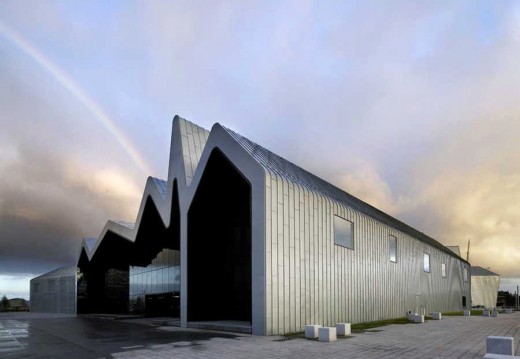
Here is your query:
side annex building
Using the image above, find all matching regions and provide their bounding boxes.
[33,116,471,335]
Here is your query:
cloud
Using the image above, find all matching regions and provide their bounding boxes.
[0,54,144,276]
[1,0,520,297]
[0,274,33,299]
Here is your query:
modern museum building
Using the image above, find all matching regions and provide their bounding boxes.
[31,116,471,335]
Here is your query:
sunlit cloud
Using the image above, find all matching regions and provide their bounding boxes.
[1,0,520,301]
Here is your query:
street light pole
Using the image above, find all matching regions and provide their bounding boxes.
[515,285,520,312]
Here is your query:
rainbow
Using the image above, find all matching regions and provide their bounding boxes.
[0,20,152,176]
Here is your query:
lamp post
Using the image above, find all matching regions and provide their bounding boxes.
[515,285,520,312]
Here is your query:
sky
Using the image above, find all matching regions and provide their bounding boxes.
[1,1,520,299]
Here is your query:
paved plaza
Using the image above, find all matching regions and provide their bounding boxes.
[1,312,519,358]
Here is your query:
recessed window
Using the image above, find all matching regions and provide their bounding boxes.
[463,267,468,282]
[441,263,447,277]
[389,235,397,263]
[423,253,430,273]
[334,215,353,249]
[33,282,40,294]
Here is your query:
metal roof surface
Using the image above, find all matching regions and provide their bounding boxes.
[151,177,167,199]
[113,221,135,230]
[222,125,468,264]
[179,119,210,186]
[83,238,97,252]
[32,266,76,280]
[471,266,499,277]
[446,246,462,257]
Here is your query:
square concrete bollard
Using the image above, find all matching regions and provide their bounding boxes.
[412,314,424,323]
[505,308,513,314]
[407,312,417,321]
[491,310,499,317]
[463,310,471,316]
[431,312,442,320]
[483,310,490,316]
[304,325,321,339]
[336,323,351,336]
[483,353,520,358]
[486,336,514,355]
[318,327,337,342]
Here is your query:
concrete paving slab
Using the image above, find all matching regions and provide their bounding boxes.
[2,312,520,358]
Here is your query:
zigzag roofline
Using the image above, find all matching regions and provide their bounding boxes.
[78,115,467,266]
[77,116,209,263]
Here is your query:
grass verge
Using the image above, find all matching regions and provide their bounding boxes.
[443,310,483,316]
[351,317,411,333]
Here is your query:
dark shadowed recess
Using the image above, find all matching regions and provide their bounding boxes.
[188,148,252,323]
[77,181,181,316]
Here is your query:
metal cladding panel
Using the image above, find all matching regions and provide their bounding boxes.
[223,125,471,336]
[30,271,76,314]
[178,119,210,186]
[263,173,471,334]
[471,275,500,308]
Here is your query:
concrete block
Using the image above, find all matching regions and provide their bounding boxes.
[304,325,321,339]
[463,310,471,316]
[505,308,513,314]
[336,323,351,336]
[431,312,442,320]
[486,336,514,355]
[483,310,490,316]
[318,327,337,342]
[491,310,499,317]
[407,312,425,323]
[483,353,520,358]
[407,312,417,321]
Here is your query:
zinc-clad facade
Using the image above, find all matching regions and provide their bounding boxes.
[471,266,499,308]
[264,187,470,334]
[224,128,471,335]
[53,115,470,335]
[30,266,76,314]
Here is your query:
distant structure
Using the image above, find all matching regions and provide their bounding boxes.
[470,266,500,308]
[446,246,462,257]
[7,298,29,312]
[30,266,76,314]
[36,116,472,335]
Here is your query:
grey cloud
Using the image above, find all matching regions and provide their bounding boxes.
[1,0,520,286]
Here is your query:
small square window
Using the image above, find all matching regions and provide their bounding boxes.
[389,235,397,263]
[334,215,353,249]
[423,253,430,273]
[441,263,447,277]
[463,267,468,282]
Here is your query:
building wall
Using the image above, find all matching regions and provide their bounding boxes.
[30,274,76,314]
[263,171,471,335]
[471,275,499,308]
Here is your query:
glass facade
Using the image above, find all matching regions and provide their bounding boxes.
[129,248,180,313]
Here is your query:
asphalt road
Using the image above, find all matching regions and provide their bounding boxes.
[0,314,238,359]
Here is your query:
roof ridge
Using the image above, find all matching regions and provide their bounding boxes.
[221,125,468,263]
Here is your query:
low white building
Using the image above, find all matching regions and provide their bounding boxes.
[470,266,500,308]
[30,266,76,314]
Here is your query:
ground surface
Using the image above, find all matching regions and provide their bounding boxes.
[1,311,520,358]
